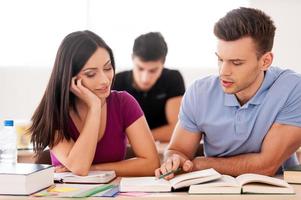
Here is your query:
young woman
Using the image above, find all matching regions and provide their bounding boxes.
[30,30,160,176]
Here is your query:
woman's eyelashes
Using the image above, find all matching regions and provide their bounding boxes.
[84,69,112,78]
[104,64,113,71]
[85,71,96,78]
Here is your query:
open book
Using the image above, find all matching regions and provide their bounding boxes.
[54,171,116,184]
[119,168,221,192]
[189,174,294,194]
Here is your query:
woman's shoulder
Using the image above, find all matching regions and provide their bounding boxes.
[109,90,138,107]
[109,90,143,124]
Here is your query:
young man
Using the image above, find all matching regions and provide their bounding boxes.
[155,7,301,178]
[113,32,185,142]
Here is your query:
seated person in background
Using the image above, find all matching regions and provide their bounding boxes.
[29,30,159,176]
[113,32,185,142]
[155,7,301,179]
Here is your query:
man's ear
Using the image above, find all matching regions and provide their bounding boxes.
[260,52,273,70]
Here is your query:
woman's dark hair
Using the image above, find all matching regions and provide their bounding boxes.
[214,7,276,58]
[29,30,115,154]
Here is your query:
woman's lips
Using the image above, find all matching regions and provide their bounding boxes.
[96,86,109,93]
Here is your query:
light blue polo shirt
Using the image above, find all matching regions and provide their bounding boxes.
[179,67,301,171]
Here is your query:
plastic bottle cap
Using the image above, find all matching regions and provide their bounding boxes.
[4,120,14,126]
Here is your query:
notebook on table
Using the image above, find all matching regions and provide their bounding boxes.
[0,163,54,195]
[54,170,116,184]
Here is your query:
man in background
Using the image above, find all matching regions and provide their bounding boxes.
[113,32,185,142]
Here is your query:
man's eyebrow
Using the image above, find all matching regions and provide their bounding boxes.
[229,59,246,62]
[215,53,245,61]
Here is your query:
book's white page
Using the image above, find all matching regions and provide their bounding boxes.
[188,175,241,194]
[172,174,222,189]
[242,183,294,194]
[193,175,240,187]
[169,168,220,187]
[236,173,290,188]
[119,177,171,192]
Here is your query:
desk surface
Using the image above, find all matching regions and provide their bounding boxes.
[1,183,301,200]
[13,145,301,199]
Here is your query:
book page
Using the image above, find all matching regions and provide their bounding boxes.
[241,183,294,194]
[236,173,290,188]
[188,175,241,194]
[169,168,220,187]
[197,175,240,187]
[119,177,171,192]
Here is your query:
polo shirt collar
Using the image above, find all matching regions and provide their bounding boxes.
[224,68,277,107]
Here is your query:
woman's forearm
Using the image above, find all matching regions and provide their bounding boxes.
[91,156,160,176]
[65,108,101,175]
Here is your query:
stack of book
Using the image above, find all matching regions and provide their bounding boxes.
[0,163,54,195]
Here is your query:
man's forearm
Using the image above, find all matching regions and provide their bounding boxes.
[193,153,279,177]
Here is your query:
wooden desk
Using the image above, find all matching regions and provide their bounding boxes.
[1,183,301,200]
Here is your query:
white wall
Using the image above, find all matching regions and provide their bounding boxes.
[1,0,301,121]
[250,0,301,73]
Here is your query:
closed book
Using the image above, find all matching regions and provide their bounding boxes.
[0,163,54,195]
[54,170,116,184]
[284,165,301,184]
[189,173,294,194]
[120,168,221,192]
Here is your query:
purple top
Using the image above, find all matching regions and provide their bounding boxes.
[50,91,144,166]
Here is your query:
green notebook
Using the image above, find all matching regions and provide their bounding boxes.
[33,184,115,198]
[73,184,114,197]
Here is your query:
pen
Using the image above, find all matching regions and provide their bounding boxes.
[158,167,182,179]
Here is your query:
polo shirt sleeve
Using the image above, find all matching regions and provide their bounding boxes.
[178,81,200,133]
[120,91,144,129]
[275,80,301,127]
[166,70,185,98]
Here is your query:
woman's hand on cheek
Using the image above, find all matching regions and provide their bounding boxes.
[70,77,101,109]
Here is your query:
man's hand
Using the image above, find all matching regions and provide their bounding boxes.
[155,154,194,180]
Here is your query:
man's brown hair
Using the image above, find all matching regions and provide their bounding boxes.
[214,7,276,57]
